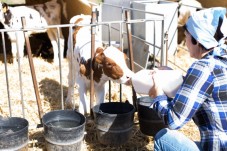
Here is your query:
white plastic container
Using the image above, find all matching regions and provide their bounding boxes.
[131,69,183,98]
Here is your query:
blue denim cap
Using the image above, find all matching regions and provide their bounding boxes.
[186,7,227,49]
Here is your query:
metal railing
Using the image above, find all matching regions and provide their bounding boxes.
[0,2,173,127]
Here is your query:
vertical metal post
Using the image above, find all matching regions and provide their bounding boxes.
[153,20,156,68]
[1,32,12,117]
[56,27,64,110]
[90,6,97,114]
[165,31,168,65]
[21,17,43,124]
[119,8,125,103]
[125,10,137,109]
[119,21,123,102]
[15,32,25,118]
[160,20,167,66]
[69,25,76,109]
[108,23,111,102]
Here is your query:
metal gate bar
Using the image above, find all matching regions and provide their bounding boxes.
[1,32,12,117]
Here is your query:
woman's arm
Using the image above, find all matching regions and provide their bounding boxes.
[149,61,213,129]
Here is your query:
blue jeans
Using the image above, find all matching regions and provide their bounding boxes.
[154,128,202,151]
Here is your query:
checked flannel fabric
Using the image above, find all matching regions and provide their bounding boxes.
[151,48,227,151]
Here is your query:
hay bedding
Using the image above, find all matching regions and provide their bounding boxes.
[0,46,199,151]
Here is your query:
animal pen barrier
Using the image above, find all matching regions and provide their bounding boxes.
[0,0,177,137]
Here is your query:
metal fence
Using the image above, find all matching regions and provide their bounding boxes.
[0,2,177,128]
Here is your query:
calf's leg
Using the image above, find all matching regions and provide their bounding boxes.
[95,84,106,105]
[78,82,89,115]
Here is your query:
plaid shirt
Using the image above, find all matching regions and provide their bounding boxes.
[152,49,227,151]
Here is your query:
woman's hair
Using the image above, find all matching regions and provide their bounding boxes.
[183,25,206,49]
[214,17,224,42]
[213,17,227,45]
[183,25,197,44]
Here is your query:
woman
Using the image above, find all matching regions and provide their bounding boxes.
[149,7,227,151]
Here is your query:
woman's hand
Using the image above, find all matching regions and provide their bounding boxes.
[148,69,164,98]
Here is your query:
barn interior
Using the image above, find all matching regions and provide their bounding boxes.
[0,0,227,150]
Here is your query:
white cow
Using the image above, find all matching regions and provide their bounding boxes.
[66,14,134,115]
[178,0,202,26]
[0,0,66,65]
[176,0,203,44]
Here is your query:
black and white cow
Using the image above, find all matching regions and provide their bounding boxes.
[0,0,66,64]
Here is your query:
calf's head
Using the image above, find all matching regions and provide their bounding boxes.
[93,46,134,84]
[79,46,134,84]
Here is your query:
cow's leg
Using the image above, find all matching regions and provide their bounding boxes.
[65,56,76,107]
[78,83,89,115]
[56,29,64,63]
[59,30,65,61]
[95,84,106,105]
[11,41,17,64]
[47,29,64,65]
[11,31,25,64]
[66,37,79,109]
[47,30,58,65]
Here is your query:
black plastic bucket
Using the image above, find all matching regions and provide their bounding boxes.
[0,117,29,151]
[137,96,167,136]
[42,110,86,151]
[93,102,135,146]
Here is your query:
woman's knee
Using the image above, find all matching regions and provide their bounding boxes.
[154,128,201,151]
[154,128,169,141]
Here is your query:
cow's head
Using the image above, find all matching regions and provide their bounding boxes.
[0,3,12,25]
[93,46,134,84]
[79,46,134,84]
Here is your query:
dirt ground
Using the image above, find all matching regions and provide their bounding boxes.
[0,44,200,151]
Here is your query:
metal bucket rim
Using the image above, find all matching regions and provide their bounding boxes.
[93,102,135,116]
[42,110,86,130]
[137,96,155,107]
[0,117,29,137]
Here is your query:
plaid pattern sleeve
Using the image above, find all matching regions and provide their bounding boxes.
[152,53,227,150]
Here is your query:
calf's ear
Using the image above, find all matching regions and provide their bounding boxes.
[92,47,105,71]
[96,47,104,54]
[109,65,123,79]
[103,57,123,79]
[94,47,105,64]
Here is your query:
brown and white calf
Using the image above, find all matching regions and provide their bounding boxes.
[0,0,66,64]
[66,14,134,115]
